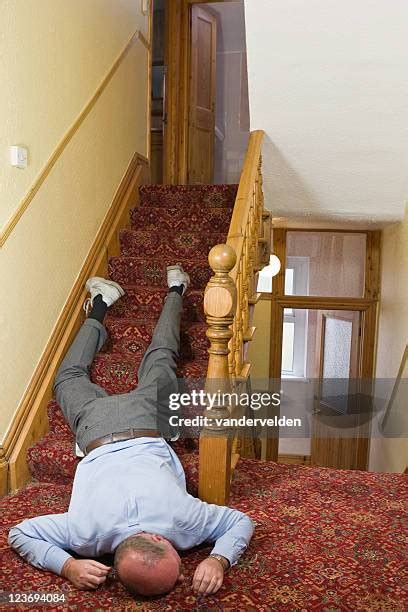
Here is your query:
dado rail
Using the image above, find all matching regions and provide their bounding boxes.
[199,131,271,504]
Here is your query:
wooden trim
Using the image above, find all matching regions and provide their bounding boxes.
[228,132,265,240]
[0,29,146,247]
[360,303,378,378]
[5,153,149,494]
[139,31,151,51]
[164,0,182,183]
[274,296,376,310]
[0,456,8,497]
[146,3,153,164]
[278,454,311,466]
[284,228,374,234]
[263,228,286,461]
[365,231,381,300]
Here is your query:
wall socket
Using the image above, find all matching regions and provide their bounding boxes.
[10,145,28,169]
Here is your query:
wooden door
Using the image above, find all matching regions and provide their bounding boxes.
[188,5,216,184]
[311,310,370,470]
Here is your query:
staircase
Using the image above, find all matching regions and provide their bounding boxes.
[1,182,406,611]
[26,184,237,491]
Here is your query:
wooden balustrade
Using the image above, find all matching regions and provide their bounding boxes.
[199,130,270,504]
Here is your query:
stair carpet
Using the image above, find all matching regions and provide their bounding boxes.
[27,184,237,491]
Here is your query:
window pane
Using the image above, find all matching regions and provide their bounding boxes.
[282,321,295,372]
[285,268,294,295]
[286,231,366,297]
[323,318,352,379]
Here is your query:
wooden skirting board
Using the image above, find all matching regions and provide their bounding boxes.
[278,454,311,466]
[1,152,149,495]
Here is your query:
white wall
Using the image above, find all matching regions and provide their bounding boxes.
[244,0,408,223]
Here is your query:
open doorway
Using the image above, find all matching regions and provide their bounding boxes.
[151,0,249,185]
[190,2,249,184]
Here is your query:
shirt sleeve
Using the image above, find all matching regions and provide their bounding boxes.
[8,513,72,575]
[200,503,255,567]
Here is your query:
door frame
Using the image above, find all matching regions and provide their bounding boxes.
[164,0,230,184]
[263,228,381,466]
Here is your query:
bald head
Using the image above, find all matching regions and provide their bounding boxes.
[114,534,182,596]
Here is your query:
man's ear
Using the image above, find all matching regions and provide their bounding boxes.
[176,573,185,584]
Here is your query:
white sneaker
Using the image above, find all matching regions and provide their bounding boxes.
[83,277,125,315]
[167,264,190,295]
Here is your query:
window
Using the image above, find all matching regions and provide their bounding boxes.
[282,257,309,378]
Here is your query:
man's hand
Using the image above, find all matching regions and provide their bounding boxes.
[192,557,225,595]
[62,558,111,590]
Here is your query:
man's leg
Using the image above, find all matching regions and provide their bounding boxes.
[54,278,124,434]
[137,265,190,386]
[132,266,190,437]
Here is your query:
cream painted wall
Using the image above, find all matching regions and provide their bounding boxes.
[369,204,408,472]
[0,1,149,440]
[247,299,271,386]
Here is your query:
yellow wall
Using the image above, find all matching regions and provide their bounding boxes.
[0,1,149,441]
[369,204,408,472]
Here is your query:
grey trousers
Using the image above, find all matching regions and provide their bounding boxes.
[54,292,182,452]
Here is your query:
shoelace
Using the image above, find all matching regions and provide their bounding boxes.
[83,297,92,316]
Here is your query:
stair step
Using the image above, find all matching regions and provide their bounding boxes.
[109,286,205,322]
[119,229,226,259]
[130,204,232,232]
[103,318,209,360]
[27,432,78,484]
[139,184,237,208]
[47,400,72,436]
[109,257,212,289]
[90,352,208,395]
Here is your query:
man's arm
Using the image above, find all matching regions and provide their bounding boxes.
[192,503,254,595]
[8,514,72,575]
[202,504,254,566]
[8,514,111,590]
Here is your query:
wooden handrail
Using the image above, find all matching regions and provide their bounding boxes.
[199,130,270,504]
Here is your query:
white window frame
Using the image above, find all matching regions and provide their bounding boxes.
[282,257,309,379]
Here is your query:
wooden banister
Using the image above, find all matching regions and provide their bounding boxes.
[198,130,270,504]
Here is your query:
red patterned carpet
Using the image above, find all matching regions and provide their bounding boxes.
[1,185,407,610]
[1,461,407,611]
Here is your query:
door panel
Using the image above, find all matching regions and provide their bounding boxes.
[311,310,370,470]
[188,6,216,184]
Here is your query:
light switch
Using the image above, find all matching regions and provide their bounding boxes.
[10,145,29,169]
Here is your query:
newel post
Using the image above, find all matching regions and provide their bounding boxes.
[198,244,237,505]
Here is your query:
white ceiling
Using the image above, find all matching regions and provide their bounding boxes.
[244,0,408,225]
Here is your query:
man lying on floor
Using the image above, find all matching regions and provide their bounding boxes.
[8,266,254,597]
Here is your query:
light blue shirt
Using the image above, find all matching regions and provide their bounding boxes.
[9,438,254,575]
